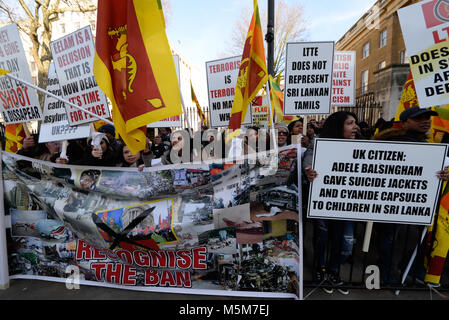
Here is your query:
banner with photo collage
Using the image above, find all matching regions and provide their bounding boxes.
[2,146,302,298]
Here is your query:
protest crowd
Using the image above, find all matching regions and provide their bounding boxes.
[3,104,448,295]
[4,0,449,301]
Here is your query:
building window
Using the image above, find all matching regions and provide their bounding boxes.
[90,20,96,32]
[379,29,387,48]
[362,42,370,59]
[361,70,369,94]
[400,50,409,64]
[378,61,386,70]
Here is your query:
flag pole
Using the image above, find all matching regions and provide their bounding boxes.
[0,71,114,126]
[362,222,373,252]
[180,90,193,139]
[266,80,278,155]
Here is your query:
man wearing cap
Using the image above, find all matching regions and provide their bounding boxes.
[372,106,448,286]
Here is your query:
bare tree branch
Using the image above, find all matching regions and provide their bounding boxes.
[0,0,98,107]
[223,0,307,78]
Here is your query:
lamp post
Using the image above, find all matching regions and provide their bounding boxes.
[266,0,275,77]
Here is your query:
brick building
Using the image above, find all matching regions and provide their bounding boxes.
[335,0,420,124]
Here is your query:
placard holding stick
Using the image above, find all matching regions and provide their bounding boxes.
[0,70,113,126]
[307,138,447,225]
[362,222,373,253]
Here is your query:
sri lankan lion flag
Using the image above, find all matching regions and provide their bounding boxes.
[191,81,206,125]
[5,123,26,153]
[93,0,182,154]
[227,0,268,138]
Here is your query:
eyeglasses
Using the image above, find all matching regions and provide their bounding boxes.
[278,132,288,136]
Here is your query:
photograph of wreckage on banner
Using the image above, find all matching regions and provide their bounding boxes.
[3,145,301,298]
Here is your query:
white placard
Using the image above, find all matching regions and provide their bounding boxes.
[0,23,43,124]
[398,0,449,107]
[50,26,111,126]
[147,55,182,128]
[206,56,252,128]
[283,41,334,115]
[307,138,447,225]
[38,62,91,143]
[245,95,269,128]
[332,51,355,106]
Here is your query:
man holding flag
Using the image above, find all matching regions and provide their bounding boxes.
[93,0,182,154]
[378,70,449,287]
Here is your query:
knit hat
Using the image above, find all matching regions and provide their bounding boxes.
[98,124,115,137]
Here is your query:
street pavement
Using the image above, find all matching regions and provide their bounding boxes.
[0,278,446,300]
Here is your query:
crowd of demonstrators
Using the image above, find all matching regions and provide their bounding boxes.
[15,119,327,168]
[10,110,449,294]
[19,134,61,162]
[15,126,181,168]
[302,108,449,294]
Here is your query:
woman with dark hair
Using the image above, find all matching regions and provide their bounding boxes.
[116,143,145,170]
[287,118,310,148]
[80,136,117,167]
[161,130,192,165]
[302,111,359,295]
[287,119,303,136]
[318,111,359,139]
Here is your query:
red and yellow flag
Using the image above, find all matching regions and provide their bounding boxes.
[5,123,26,153]
[228,0,268,137]
[393,71,419,129]
[393,71,449,142]
[191,81,206,125]
[424,181,449,285]
[430,106,449,143]
[392,73,449,285]
[269,75,298,124]
[93,0,182,154]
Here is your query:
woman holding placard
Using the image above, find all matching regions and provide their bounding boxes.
[303,111,360,295]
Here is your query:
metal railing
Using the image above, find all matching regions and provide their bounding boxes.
[302,217,449,292]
